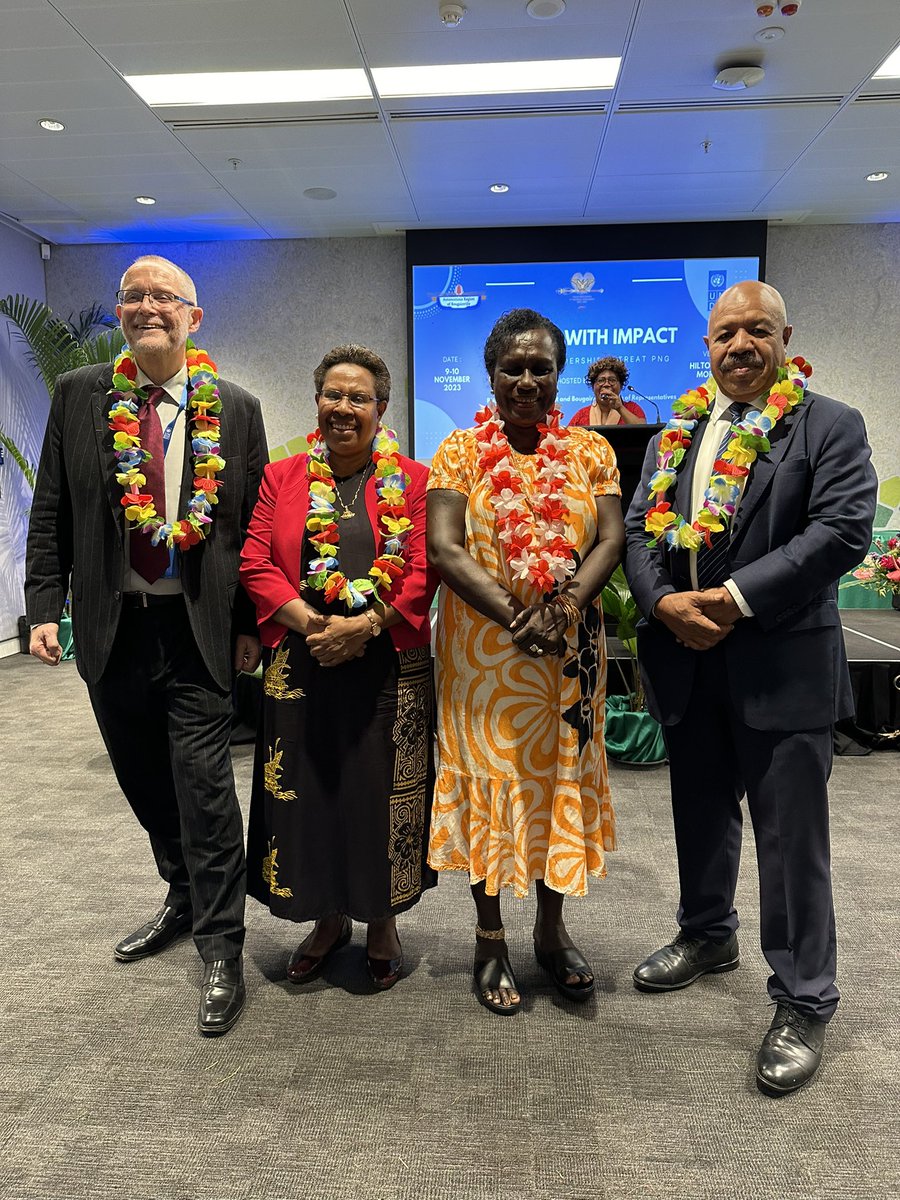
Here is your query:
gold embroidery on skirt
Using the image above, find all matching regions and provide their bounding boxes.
[262,839,293,898]
[264,645,305,700]
[264,737,297,801]
[388,646,431,906]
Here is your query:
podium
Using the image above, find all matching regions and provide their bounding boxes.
[587,422,663,513]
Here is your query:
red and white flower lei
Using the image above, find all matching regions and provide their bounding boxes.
[473,404,577,595]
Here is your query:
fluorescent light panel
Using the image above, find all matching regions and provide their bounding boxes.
[125,69,372,107]
[372,57,620,97]
[125,56,621,108]
[872,45,900,77]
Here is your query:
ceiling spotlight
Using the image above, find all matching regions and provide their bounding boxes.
[135,195,156,205]
[490,183,509,193]
[756,3,775,14]
[778,0,801,15]
[755,26,785,42]
[526,0,567,18]
[439,3,465,27]
[866,171,890,182]
[38,118,65,132]
[303,187,337,199]
[713,65,765,91]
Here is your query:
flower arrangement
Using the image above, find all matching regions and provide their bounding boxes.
[848,536,900,598]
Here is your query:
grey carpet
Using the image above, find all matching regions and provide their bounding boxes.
[0,654,897,1200]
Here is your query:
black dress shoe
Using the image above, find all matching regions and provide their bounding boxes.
[632,931,739,992]
[114,905,192,963]
[756,1003,826,1096]
[198,957,245,1036]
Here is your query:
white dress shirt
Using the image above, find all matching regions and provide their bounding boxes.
[125,362,189,594]
[686,388,754,617]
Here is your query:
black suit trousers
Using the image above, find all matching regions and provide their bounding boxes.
[87,599,246,961]
[663,645,839,1021]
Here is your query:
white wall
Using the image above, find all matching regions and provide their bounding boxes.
[0,222,47,655]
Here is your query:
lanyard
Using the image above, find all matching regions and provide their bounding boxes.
[159,382,188,456]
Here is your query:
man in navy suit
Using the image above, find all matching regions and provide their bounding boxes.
[26,255,266,1036]
[624,280,876,1095]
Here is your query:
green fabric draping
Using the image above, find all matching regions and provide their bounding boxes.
[604,694,667,764]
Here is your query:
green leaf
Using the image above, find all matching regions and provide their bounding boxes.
[0,293,84,395]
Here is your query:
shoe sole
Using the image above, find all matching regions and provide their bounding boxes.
[632,955,740,993]
[113,926,192,963]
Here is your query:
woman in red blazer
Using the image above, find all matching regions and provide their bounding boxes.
[240,344,438,992]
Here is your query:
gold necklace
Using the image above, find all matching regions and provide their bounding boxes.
[332,462,371,520]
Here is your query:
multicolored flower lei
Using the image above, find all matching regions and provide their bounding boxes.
[474,403,577,595]
[644,356,812,551]
[107,341,224,550]
[304,425,411,611]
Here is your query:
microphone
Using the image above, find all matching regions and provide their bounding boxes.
[626,384,662,424]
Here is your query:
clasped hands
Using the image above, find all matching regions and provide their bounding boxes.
[509,601,569,659]
[655,587,742,651]
[300,602,372,668]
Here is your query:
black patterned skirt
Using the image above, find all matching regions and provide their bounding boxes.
[246,631,437,922]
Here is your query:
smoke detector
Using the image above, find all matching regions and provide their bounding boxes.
[439,3,465,26]
[713,65,766,91]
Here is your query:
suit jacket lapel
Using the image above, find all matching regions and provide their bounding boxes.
[91,367,125,544]
[730,396,808,541]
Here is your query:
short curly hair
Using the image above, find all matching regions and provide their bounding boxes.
[585,356,628,389]
[483,308,567,379]
[313,344,391,403]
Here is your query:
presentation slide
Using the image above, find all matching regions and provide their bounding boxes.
[412,256,760,460]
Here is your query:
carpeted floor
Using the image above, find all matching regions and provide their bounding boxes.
[1,653,897,1200]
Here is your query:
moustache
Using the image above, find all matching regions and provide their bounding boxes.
[724,355,762,369]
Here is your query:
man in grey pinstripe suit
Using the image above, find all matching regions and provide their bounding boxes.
[25,255,267,1037]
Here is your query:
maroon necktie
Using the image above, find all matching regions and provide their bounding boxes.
[130,387,170,584]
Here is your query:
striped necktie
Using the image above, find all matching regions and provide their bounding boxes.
[129,387,170,584]
[695,401,744,590]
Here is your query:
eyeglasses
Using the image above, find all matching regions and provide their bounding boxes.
[116,289,195,309]
[318,388,378,408]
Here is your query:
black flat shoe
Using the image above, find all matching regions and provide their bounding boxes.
[366,947,404,991]
[198,957,245,1037]
[114,905,192,962]
[287,916,352,984]
[534,943,595,1002]
[473,953,521,1015]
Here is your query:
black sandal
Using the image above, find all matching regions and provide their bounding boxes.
[534,942,595,1002]
[474,924,521,1015]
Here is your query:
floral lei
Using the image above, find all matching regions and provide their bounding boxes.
[108,341,223,550]
[474,403,577,595]
[304,425,411,611]
[644,356,812,551]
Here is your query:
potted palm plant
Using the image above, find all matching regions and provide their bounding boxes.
[601,565,667,765]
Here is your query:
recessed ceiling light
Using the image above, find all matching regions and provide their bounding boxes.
[303,187,337,200]
[372,57,620,97]
[490,183,510,193]
[526,0,566,19]
[866,171,890,182]
[38,118,65,132]
[873,46,900,78]
[135,195,156,205]
[125,68,372,107]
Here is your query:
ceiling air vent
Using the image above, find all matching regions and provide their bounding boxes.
[616,95,842,115]
[167,112,380,132]
[388,101,606,121]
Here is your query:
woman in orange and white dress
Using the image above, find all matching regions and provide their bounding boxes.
[426,308,625,1015]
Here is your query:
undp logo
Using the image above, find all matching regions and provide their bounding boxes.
[709,271,726,289]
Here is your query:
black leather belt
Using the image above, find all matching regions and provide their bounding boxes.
[121,592,184,609]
